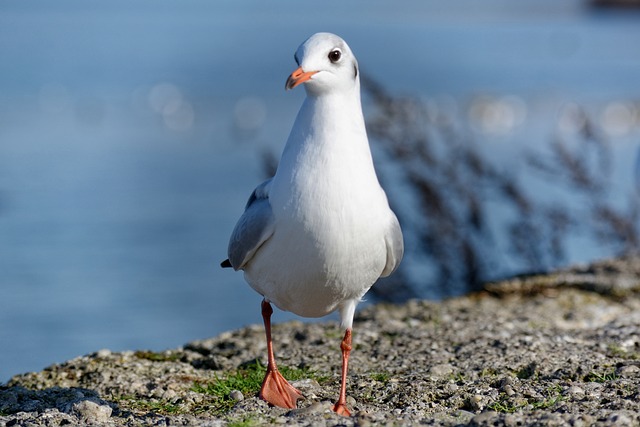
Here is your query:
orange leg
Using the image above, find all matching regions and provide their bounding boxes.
[259,300,303,409]
[332,328,352,416]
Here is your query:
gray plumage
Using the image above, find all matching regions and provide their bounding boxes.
[226,179,275,270]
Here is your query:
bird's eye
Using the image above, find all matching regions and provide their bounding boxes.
[328,49,342,63]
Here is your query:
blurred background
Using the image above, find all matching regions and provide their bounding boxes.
[1,0,639,382]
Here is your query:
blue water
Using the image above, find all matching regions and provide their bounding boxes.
[1,1,640,382]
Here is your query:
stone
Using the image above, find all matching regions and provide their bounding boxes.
[428,364,454,379]
[617,364,640,378]
[286,401,329,416]
[69,400,112,423]
[229,390,244,402]
[565,385,585,397]
[470,410,499,425]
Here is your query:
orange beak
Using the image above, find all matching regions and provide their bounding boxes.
[285,67,317,90]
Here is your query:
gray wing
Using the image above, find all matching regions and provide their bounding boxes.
[226,179,275,271]
[380,212,404,277]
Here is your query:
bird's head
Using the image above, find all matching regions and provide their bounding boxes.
[285,32,359,96]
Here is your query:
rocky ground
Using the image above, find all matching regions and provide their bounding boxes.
[2,256,640,426]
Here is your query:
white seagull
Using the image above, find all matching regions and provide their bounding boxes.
[222,32,403,416]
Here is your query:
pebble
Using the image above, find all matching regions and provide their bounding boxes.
[503,384,515,396]
[617,364,640,378]
[69,400,112,423]
[229,390,244,402]
[607,412,633,426]
[565,386,585,397]
[346,395,357,408]
[470,410,498,425]
[428,364,454,379]
[95,349,112,358]
[444,383,458,393]
[466,394,484,412]
[286,401,328,416]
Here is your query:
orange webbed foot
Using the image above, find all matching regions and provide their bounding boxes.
[332,401,351,416]
[260,367,304,409]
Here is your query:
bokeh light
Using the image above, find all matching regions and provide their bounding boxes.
[468,95,527,136]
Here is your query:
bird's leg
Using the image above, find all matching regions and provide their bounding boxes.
[259,299,303,409]
[332,328,352,416]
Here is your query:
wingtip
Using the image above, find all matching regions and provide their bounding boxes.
[221,259,233,268]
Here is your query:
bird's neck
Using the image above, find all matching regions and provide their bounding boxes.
[289,88,367,154]
[274,86,379,201]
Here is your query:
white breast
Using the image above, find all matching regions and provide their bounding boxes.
[243,94,393,318]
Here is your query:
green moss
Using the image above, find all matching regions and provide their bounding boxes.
[115,395,183,415]
[192,364,262,401]
[370,372,391,383]
[324,329,345,340]
[360,391,378,403]
[487,399,519,413]
[531,385,563,410]
[488,385,563,413]
[607,344,639,360]
[449,372,466,383]
[191,361,324,414]
[584,368,618,383]
[227,416,259,427]
[516,363,538,380]
[134,350,181,362]
[479,367,499,378]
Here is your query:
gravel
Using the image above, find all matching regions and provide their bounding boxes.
[2,256,640,426]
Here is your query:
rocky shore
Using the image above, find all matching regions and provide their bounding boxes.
[2,256,640,426]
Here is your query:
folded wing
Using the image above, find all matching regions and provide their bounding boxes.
[380,213,403,278]
[225,179,275,270]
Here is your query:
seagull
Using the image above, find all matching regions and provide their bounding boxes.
[221,32,403,416]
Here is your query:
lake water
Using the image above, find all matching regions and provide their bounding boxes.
[1,1,639,382]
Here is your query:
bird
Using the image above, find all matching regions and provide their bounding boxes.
[221,32,403,416]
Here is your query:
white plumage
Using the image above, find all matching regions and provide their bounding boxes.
[224,32,403,415]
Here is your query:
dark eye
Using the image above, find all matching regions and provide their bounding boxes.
[328,49,342,63]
